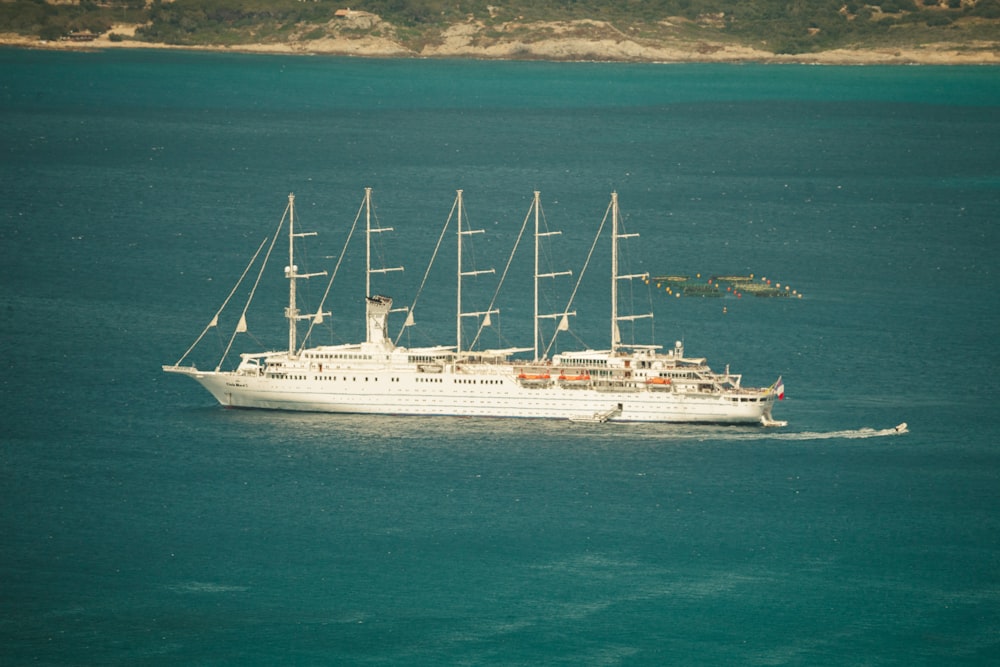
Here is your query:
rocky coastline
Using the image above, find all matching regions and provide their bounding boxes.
[3,16,998,65]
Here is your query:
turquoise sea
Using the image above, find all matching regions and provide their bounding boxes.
[2,49,999,664]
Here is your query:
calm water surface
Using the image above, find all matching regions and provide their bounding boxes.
[1,50,999,664]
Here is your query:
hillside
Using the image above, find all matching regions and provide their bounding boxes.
[2,0,999,63]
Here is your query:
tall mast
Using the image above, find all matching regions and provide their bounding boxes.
[455,190,494,353]
[533,191,541,360]
[365,187,372,299]
[533,190,571,361]
[364,187,402,299]
[610,191,651,354]
[284,193,324,357]
[456,190,464,351]
[286,193,299,355]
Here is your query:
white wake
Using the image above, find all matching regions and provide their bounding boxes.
[770,423,908,440]
[626,422,910,442]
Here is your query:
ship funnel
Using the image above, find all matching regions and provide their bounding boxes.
[366,295,393,346]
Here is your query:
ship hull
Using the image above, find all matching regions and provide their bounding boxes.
[166,366,776,424]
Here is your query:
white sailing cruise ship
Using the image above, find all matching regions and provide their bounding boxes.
[164,189,785,425]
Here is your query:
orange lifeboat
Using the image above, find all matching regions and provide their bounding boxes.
[517,373,552,386]
[645,377,672,386]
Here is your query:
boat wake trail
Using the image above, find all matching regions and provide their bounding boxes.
[642,422,909,443]
[771,423,908,440]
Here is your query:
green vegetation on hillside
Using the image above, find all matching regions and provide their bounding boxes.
[2,0,999,55]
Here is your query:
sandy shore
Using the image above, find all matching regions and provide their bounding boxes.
[3,18,998,65]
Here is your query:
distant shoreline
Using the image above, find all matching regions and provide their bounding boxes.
[3,28,998,66]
